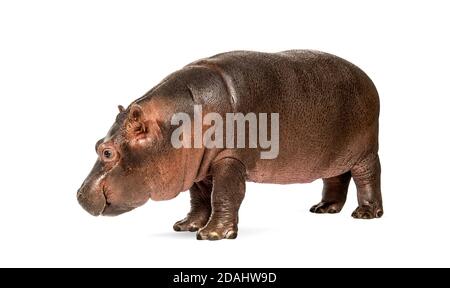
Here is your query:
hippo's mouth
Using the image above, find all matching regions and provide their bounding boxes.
[102,205,134,216]
[102,186,112,209]
[100,185,134,216]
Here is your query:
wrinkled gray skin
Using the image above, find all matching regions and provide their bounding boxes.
[78,50,382,240]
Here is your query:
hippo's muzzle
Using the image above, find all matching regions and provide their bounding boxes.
[78,171,137,217]
[77,182,107,216]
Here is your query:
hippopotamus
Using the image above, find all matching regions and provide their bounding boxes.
[77,50,383,240]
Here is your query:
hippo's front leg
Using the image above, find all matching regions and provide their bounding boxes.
[173,178,212,232]
[196,158,246,240]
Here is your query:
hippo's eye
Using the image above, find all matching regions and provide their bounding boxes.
[102,149,114,161]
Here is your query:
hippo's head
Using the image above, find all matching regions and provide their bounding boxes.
[77,102,188,216]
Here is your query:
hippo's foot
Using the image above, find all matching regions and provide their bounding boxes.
[351,204,383,219]
[196,158,245,240]
[196,219,238,241]
[173,214,210,232]
[310,201,344,214]
[174,179,212,232]
[311,172,351,215]
[351,154,383,220]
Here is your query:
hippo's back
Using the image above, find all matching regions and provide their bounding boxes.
[188,50,379,183]
[192,50,378,114]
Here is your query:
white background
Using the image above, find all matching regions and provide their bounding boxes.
[0,0,449,268]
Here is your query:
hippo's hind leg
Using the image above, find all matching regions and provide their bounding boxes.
[197,158,245,240]
[310,171,351,214]
[173,177,212,232]
[350,153,383,219]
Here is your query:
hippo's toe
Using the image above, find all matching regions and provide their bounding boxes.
[196,225,238,241]
[310,201,343,214]
[173,217,207,232]
[351,205,383,219]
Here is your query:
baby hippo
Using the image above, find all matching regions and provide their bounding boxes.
[77,50,383,240]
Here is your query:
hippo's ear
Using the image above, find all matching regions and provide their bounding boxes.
[126,104,146,136]
[129,104,144,122]
[126,104,162,144]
